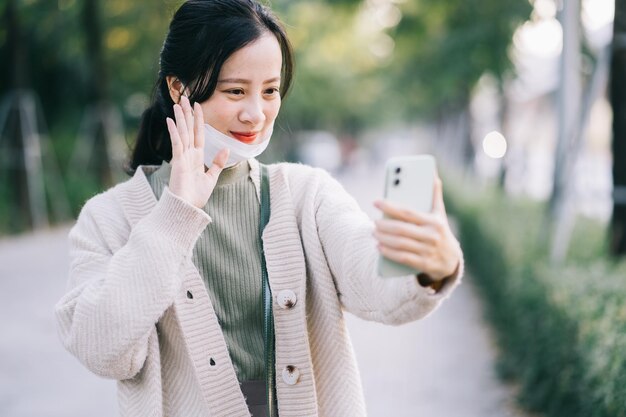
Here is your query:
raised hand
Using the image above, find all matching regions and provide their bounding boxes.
[373,176,462,282]
[166,95,229,209]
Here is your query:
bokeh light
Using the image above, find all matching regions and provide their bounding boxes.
[482,131,508,159]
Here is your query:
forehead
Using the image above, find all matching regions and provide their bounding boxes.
[219,32,283,80]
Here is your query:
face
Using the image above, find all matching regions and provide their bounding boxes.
[199,32,283,145]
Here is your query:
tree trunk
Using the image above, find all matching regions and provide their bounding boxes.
[549,0,581,225]
[460,106,474,170]
[496,79,510,189]
[6,0,27,89]
[459,90,475,171]
[82,0,114,186]
[83,0,107,102]
[610,0,626,255]
[3,0,32,231]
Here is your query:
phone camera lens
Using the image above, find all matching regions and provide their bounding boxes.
[394,179,400,186]
[395,167,401,174]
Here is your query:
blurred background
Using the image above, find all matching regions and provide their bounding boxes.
[1,0,624,416]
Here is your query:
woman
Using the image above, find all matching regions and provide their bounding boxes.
[55,1,463,416]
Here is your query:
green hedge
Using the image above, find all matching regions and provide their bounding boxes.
[446,179,626,417]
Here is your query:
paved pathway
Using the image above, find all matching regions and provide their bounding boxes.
[0,226,118,417]
[0,157,528,417]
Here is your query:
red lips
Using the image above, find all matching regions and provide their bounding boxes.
[230,131,259,144]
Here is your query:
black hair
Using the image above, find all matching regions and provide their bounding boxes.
[128,0,294,171]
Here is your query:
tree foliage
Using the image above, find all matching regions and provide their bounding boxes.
[0,0,532,139]
[389,0,532,118]
[0,0,176,127]
[276,1,389,134]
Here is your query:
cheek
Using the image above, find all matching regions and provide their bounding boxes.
[266,100,281,122]
[200,98,236,127]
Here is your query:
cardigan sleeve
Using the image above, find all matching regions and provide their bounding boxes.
[54,187,211,380]
[313,169,462,326]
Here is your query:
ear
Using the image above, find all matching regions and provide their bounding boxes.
[166,75,185,104]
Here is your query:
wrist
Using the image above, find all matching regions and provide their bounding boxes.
[417,273,446,292]
[417,260,460,292]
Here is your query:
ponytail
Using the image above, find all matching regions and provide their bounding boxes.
[127,81,174,173]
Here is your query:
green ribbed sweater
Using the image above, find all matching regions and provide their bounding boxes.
[147,161,264,381]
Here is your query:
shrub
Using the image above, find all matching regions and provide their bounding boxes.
[446,178,626,417]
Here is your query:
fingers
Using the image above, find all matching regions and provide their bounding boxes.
[166,117,182,159]
[173,104,190,149]
[171,96,203,153]
[206,148,230,179]
[374,200,432,225]
[432,174,447,215]
[193,102,205,149]
[180,95,195,145]
[375,218,438,245]
[378,244,427,272]
[374,230,430,255]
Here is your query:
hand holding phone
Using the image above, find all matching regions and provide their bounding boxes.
[374,155,461,281]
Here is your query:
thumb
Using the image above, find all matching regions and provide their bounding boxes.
[213,148,230,168]
[206,148,230,178]
[431,174,447,215]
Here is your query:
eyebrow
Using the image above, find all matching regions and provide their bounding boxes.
[217,77,281,84]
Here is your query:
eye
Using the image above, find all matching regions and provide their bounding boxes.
[264,87,280,96]
[225,89,244,96]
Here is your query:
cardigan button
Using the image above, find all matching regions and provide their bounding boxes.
[186,290,193,300]
[282,365,300,385]
[276,290,297,309]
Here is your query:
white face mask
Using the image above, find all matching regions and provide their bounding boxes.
[203,122,273,168]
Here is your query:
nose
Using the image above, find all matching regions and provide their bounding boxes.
[239,96,266,126]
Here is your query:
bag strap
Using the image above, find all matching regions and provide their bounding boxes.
[259,164,277,417]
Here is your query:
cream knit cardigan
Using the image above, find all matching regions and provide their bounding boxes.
[55,159,461,417]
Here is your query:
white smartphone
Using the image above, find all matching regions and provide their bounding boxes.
[377,155,437,278]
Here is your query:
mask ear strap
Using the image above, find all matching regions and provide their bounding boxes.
[166,76,188,104]
[173,78,189,101]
